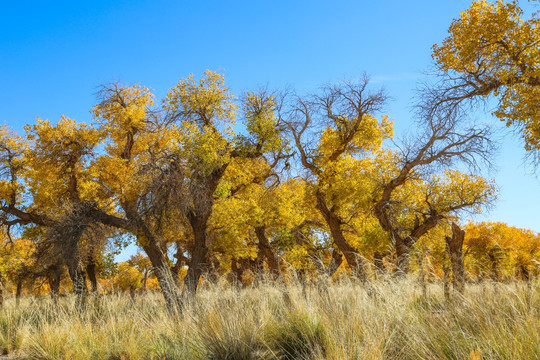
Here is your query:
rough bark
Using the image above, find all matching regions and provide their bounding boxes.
[316,192,366,281]
[417,253,427,299]
[445,222,465,294]
[254,226,281,279]
[373,252,387,274]
[15,279,23,306]
[0,273,4,308]
[121,199,184,315]
[171,244,188,286]
[395,236,414,276]
[443,265,451,301]
[519,265,530,281]
[182,166,226,297]
[488,251,499,281]
[66,259,88,308]
[141,238,183,316]
[325,248,343,277]
[183,213,210,296]
[230,259,244,286]
[86,259,98,294]
[48,264,62,304]
[142,270,149,291]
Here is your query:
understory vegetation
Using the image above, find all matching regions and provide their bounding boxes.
[0,278,538,360]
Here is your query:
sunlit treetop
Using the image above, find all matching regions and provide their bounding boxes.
[0,126,27,206]
[164,70,237,128]
[432,0,540,150]
[92,84,156,159]
[23,117,103,207]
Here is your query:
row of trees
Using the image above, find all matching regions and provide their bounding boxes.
[0,0,537,313]
[2,220,538,302]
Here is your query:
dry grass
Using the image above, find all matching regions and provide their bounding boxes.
[0,278,539,359]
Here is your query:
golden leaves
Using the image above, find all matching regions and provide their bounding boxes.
[433,0,540,149]
[164,70,237,127]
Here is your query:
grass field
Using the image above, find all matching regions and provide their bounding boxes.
[0,278,538,359]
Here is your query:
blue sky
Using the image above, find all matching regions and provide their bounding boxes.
[1,0,538,247]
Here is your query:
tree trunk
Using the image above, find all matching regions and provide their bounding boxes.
[67,260,88,307]
[316,192,366,281]
[15,279,23,306]
[231,259,244,286]
[373,252,387,275]
[121,201,184,314]
[0,273,4,308]
[297,269,308,299]
[395,236,412,276]
[86,259,98,294]
[141,239,183,316]
[255,226,282,279]
[417,253,427,299]
[183,213,210,297]
[129,286,136,299]
[520,265,530,281]
[488,252,499,281]
[443,265,450,301]
[325,248,343,277]
[142,271,148,291]
[252,227,291,306]
[48,264,62,304]
[445,222,465,294]
[171,244,187,286]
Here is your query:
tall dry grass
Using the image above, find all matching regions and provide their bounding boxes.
[0,277,538,359]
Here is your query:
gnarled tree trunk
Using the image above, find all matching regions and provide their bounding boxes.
[445,222,465,294]
[0,273,4,308]
[15,278,23,306]
[316,192,366,281]
[373,252,387,275]
[141,238,183,315]
[395,236,413,276]
[183,212,210,297]
[86,258,98,294]
[254,226,281,279]
[48,264,62,304]
[325,248,343,277]
[66,259,88,307]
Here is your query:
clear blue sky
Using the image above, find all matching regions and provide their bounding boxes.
[1,0,538,246]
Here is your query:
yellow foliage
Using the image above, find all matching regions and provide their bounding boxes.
[433,0,540,150]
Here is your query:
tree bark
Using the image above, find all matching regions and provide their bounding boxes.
[325,248,343,277]
[395,236,413,276]
[488,251,499,281]
[48,264,62,304]
[445,222,465,294]
[316,192,366,281]
[254,226,281,279]
[373,252,387,274]
[231,258,244,286]
[121,200,184,315]
[171,244,188,286]
[141,238,183,316]
[183,211,212,297]
[520,265,530,281]
[0,273,4,308]
[417,253,427,299]
[142,270,148,291]
[86,259,98,294]
[182,166,227,296]
[67,260,88,307]
[15,279,23,306]
[443,265,450,301]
